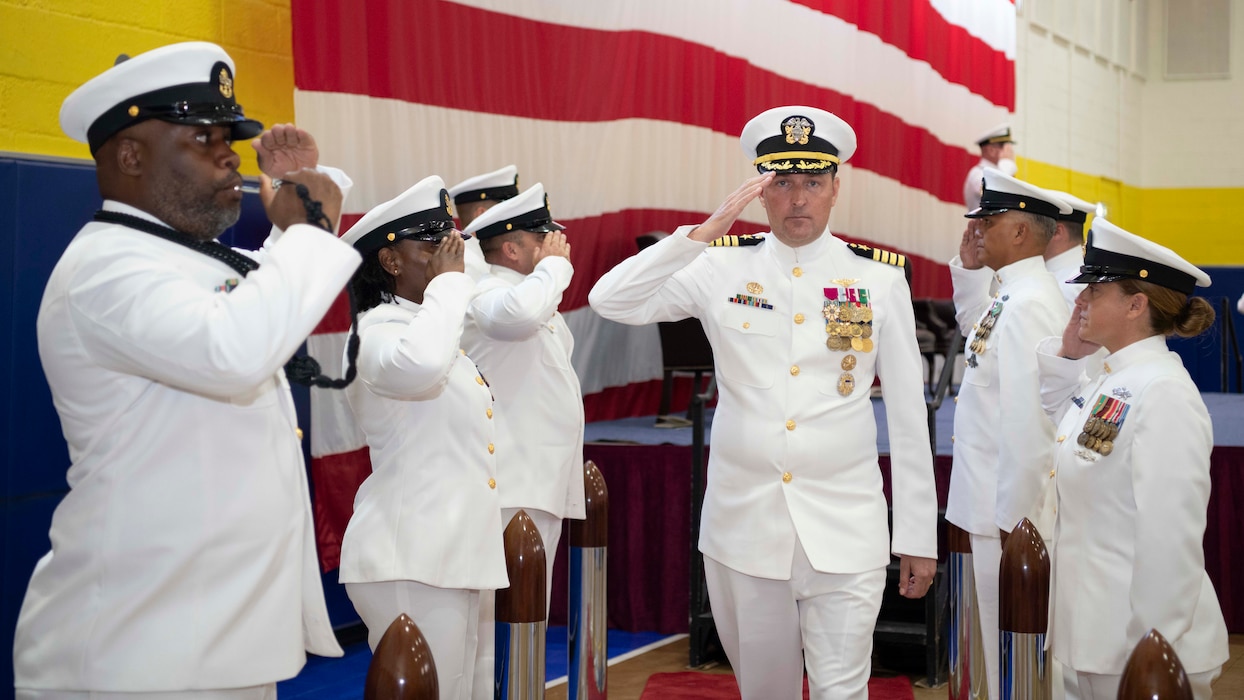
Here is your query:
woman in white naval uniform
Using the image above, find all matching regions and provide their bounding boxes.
[338,177,508,700]
[1037,218,1229,700]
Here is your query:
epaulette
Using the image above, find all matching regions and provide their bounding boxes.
[848,243,913,284]
[709,234,766,247]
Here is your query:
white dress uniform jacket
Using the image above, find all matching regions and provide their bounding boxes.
[15,201,359,692]
[462,259,586,520]
[1045,246,1086,312]
[1036,335,1229,675]
[339,273,509,591]
[590,227,937,578]
[946,256,1068,537]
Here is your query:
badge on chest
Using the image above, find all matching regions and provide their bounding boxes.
[966,294,1007,365]
[1075,394,1131,459]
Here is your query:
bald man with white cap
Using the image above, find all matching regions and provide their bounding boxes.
[14,42,359,698]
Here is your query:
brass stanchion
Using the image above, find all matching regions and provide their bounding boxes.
[364,613,439,699]
[568,460,609,700]
[948,523,987,700]
[496,509,547,699]
[999,518,1052,700]
[1117,629,1194,700]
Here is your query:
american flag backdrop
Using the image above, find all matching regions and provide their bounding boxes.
[292,0,1017,570]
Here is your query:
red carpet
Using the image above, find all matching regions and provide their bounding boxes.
[639,672,914,699]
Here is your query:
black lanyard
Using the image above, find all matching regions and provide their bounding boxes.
[92,209,358,389]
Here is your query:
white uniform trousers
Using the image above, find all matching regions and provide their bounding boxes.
[476,508,563,696]
[703,538,887,700]
[346,580,485,700]
[970,533,1002,700]
[1074,668,1219,700]
[17,687,276,700]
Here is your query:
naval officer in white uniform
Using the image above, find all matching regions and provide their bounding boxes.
[590,105,938,700]
[338,177,508,700]
[947,170,1072,700]
[462,183,586,601]
[1038,218,1229,700]
[14,42,360,698]
[1043,189,1095,312]
[963,124,1017,212]
[450,165,520,281]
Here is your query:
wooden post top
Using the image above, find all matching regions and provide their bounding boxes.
[569,460,609,548]
[364,613,439,699]
[1118,629,1194,700]
[496,509,548,623]
[998,517,1050,634]
[947,522,972,554]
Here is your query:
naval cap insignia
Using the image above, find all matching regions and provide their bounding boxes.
[782,115,813,145]
[218,67,234,99]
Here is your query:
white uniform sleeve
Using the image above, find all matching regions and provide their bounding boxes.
[68,224,360,398]
[993,306,1061,533]
[1035,336,1087,423]
[588,226,713,324]
[1126,377,1214,648]
[877,270,938,559]
[468,257,572,342]
[949,257,996,336]
[357,272,475,400]
[253,165,355,254]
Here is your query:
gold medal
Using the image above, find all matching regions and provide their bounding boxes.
[861,338,874,352]
[1077,432,1090,446]
[851,324,864,338]
[841,354,857,371]
[860,307,873,322]
[1099,440,1114,456]
[1087,436,1101,451]
[1083,417,1099,434]
[861,325,873,339]
[851,337,864,352]
[837,372,856,396]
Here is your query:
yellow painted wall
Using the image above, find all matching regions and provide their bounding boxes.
[0,0,294,175]
[1017,158,1244,267]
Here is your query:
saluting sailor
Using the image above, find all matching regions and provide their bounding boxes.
[589,105,938,700]
[947,169,1072,700]
[1043,189,1096,312]
[449,165,521,280]
[1039,218,1228,700]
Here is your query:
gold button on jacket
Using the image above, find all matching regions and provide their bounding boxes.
[782,472,793,483]
[785,419,796,431]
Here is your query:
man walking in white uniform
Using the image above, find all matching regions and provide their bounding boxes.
[590,106,938,700]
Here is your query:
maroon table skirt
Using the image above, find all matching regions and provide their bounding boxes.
[546,444,1244,635]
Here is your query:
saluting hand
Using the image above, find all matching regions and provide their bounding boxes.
[959,222,984,270]
[688,172,775,243]
[252,124,320,179]
[1059,301,1101,360]
[260,168,342,233]
[428,232,466,278]
[534,231,571,265]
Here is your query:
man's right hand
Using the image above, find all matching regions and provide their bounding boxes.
[261,168,343,233]
[427,232,466,278]
[958,222,983,270]
[687,172,774,243]
[534,231,571,265]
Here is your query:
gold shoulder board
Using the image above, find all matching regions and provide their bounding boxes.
[848,242,907,268]
[709,234,766,247]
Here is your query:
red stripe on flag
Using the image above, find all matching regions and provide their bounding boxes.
[311,446,372,572]
[583,376,716,423]
[792,0,1015,110]
[313,213,365,335]
[292,0,982,205]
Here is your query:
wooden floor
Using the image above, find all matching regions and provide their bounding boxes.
[548,634,1244,700]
